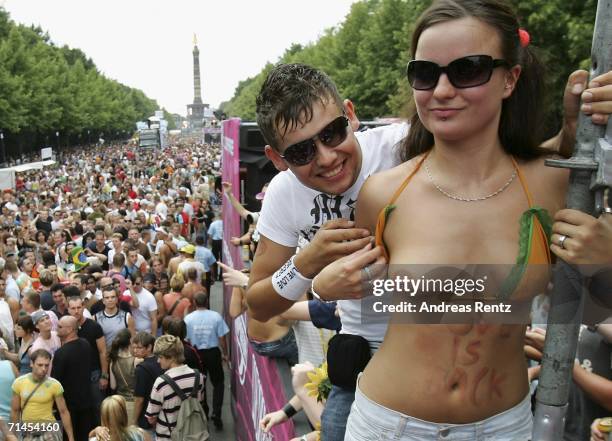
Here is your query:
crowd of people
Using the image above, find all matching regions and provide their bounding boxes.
[0,139,230,441]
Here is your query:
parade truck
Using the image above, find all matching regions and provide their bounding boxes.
[137,113,167,149]
[138,127,161,149]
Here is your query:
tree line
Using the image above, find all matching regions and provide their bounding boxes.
[0,8,162,160]
[220,0,596,136]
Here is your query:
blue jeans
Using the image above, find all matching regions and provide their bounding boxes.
[344,376,532,441]
[249,329,298,365]
[321,385,356,441]
[90,369,104,425]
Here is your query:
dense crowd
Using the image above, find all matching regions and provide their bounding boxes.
[0,140,228,441]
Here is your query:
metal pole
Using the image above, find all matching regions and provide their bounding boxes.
[533,1,612,439]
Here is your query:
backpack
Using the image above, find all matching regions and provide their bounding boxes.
[161,369,209,441]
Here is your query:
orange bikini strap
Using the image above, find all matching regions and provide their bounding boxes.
[388,152,430,205]
[511,157,535,208]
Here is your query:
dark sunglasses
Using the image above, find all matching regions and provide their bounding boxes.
[406,55,509,91]
[279,116,349,166]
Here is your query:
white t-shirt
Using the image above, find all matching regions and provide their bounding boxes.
[257,123,408,344]
[155,202,168,220]
[131,288,157,332]
[177,260,206,283]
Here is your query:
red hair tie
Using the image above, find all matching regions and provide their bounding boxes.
[518,28,530,48]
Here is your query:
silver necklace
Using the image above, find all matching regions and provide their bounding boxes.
[424,159,517,202]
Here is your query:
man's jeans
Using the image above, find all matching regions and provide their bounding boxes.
[249,329,298,366]
[320,385,356,441]
[90,369,104,425]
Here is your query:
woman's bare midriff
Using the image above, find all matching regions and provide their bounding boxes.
[359,323,529,423]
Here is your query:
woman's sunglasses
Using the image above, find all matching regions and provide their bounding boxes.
[279,115,349,166]
[406,55,509,91]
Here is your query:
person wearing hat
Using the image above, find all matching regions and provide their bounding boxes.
[30,310,61,372]
[177,244,206,285]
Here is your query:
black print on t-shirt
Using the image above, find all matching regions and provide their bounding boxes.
[300,194,357,242]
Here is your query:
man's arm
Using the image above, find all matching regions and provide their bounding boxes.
[222,182,251,220]
[127,313,135,336]
[572,361,612,411]
[149,309,157,336]
[245,235,298,322]
[7,298,19,324]
[133,396,145,426]
[279,301,311,322]
[55,395,75,441]
[95,336,109,390]
[542,70,612,157]
[247,220,371,322]
[219,335,229,363]
[229,287,247,319]
[86,249,107,262]
[10,394,19,422]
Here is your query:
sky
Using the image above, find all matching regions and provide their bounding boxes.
[1,0,357,116]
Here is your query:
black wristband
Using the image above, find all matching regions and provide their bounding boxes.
[282,402,297,419]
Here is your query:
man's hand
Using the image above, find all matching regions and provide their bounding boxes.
[222,181,232,194]
[591,418,608,441]
[312,243,387,300]
[556,70,612,157]
[260,409,288,433]
[294,219,372,278]
[230,236,241,246]
[563,70,612,130]
[524,327,546,354]
[99,377,109,390]
[218,262,249,288]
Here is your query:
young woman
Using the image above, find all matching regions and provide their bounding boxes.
[2,315,35,374]
[109,329,139,426]
[326,1,612,439]
[89,395,150,441]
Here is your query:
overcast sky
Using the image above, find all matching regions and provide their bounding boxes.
[2,0,356,116]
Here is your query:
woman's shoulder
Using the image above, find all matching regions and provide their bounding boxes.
[517,155,569,211]
[356,157,424,229]
[361,156,424,202]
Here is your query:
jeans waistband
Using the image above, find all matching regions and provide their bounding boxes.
[351,373,532,440]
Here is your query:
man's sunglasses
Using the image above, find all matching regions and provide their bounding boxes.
[406,55,509,91]
[279,116,349,166]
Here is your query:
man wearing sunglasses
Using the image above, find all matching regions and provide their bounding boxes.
[247,63,612,441]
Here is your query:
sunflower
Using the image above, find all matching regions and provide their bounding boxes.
[304,362,331,403]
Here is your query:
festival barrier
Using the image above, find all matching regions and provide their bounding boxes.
[222,118,294,440]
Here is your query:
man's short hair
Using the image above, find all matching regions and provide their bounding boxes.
[50,283,64,293]
[25,290,41,309]
[39,270,55,287]
[194,292,208,308]
[62,285,80,298]
[4,260,17,273]
[30,348,52,363]
[67,296,83,306]
[256,63,343,149]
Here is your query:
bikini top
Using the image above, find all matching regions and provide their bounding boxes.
[374,153,552,300]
